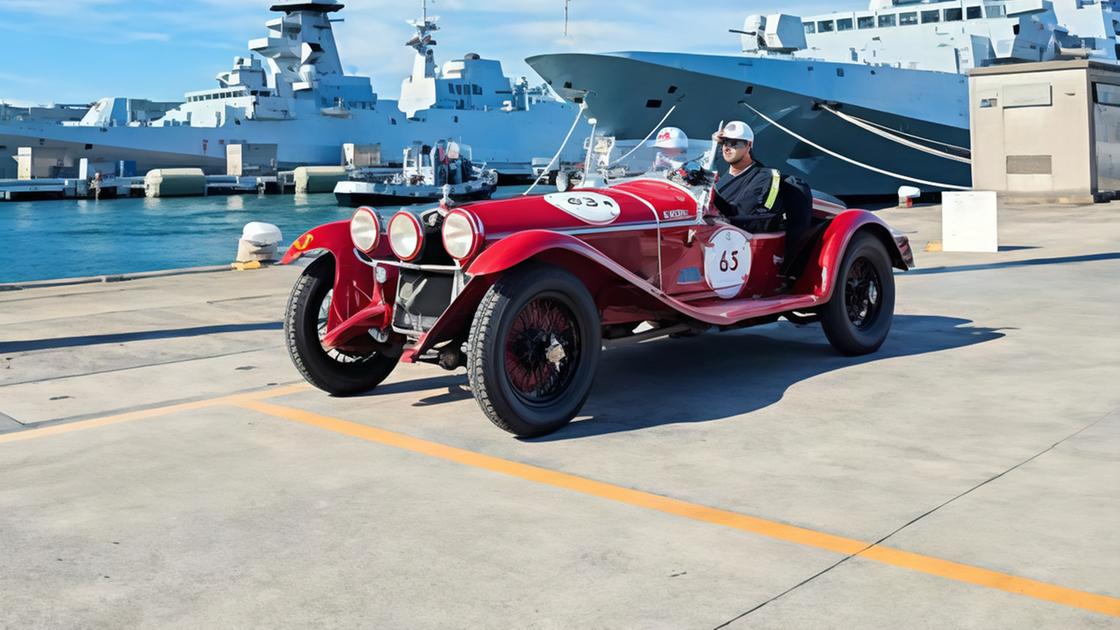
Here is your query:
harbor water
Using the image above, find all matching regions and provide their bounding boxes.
[0,186,528,283]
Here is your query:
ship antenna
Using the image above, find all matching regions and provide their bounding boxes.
[563,0,570,37]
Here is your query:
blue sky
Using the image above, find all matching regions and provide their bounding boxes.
[1,0,850,106]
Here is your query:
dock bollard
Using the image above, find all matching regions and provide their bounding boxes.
[235,222,283,265]
[897,186,921,208]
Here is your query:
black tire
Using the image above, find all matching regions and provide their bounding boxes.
[820,232,896,356]
[467,265,601,437]
[284,256,398,396]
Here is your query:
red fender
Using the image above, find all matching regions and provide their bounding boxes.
[470,230,613,275]
[281,221,396,337]
[281,220,350,265]
[802,209,911,302]
[402,231,660,362]
[466,230,664,292]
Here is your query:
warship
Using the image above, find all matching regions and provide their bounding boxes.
[528,0,1119,196]
[0,0,587,180]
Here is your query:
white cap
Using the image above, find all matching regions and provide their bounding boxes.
[717,120,755,143]
[447,142,461,160]
[653,126,689,151]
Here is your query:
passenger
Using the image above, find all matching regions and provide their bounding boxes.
[91,171,103,201]
[446,141,464,185]
[711,120,813,279]
[432,140,449,186]
[651,126,689,172]
[460,152,475,183]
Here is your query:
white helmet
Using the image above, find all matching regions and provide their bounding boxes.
[717,120,755,143]
[654,126,689,151]
[446,141,461,160]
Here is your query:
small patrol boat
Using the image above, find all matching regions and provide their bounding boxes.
[334,140,498,207]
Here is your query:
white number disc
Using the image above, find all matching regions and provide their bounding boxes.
[544,192,621,225]
[704,228,751,299]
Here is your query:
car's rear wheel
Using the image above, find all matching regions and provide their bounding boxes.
[820,232,895,356]
[467,265,601,437]
[285,256,398,395]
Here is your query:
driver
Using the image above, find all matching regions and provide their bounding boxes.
[710,121,782,233]
[651,127,689,172]
[712,120,814,284]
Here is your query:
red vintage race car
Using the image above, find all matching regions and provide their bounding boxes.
[281,171,913,437]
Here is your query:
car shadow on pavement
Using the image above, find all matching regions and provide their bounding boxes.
[351,374,467,398]
[529,314,1006,442]
[411,383,474,406]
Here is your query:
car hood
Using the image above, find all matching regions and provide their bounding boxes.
[460,179,700,238]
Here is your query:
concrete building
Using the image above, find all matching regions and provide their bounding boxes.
[969,59,1120,203]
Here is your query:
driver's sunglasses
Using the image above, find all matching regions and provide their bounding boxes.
[721,139,748,149]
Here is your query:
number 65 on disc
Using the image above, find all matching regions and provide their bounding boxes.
[704,228,752,299]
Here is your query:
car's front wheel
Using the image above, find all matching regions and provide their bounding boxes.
[467,265,601,437]
[285,256,398,395]
[820,232,896,356]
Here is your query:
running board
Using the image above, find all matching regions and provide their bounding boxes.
[672,293,823,326]
[601,323,700,350]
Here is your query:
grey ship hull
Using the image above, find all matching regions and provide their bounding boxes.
[527,52,972,198]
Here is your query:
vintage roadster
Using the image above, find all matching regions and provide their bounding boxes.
[281,157,914,437]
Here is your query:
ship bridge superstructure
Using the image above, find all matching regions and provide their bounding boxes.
[398,0,551,117]
[151,0,378,127]
[741,0,1119,73]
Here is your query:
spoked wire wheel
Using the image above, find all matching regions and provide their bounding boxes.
[844,258,883,330]
[468,265,601,438]
[285,256,398,396]
[316,289,364,364]
[820,232,895,356]
[503,296,582,406]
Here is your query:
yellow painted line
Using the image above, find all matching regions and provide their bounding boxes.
[239,399,1120,618]
[0,384,308,445]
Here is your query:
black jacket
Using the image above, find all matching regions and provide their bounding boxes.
[713,161,782,232]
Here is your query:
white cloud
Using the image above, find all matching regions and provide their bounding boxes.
[0,0,122,16]
[498,19,641,51]
[0,72,44,85]
[122,31,173,42]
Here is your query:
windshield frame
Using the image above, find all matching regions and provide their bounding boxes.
[576,128,721,223]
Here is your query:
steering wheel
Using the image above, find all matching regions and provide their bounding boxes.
[667,164,713,187]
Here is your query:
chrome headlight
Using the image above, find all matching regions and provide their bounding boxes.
[350,207,379,253]
[441,210,483,261]
[388,211,423,261]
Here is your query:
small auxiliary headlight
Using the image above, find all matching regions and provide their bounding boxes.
[350,207,379,253]
[441,210,483,261]
[388,211,423,261]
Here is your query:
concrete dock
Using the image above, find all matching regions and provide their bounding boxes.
[0,174,289,201]
[0,202,1117,628]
